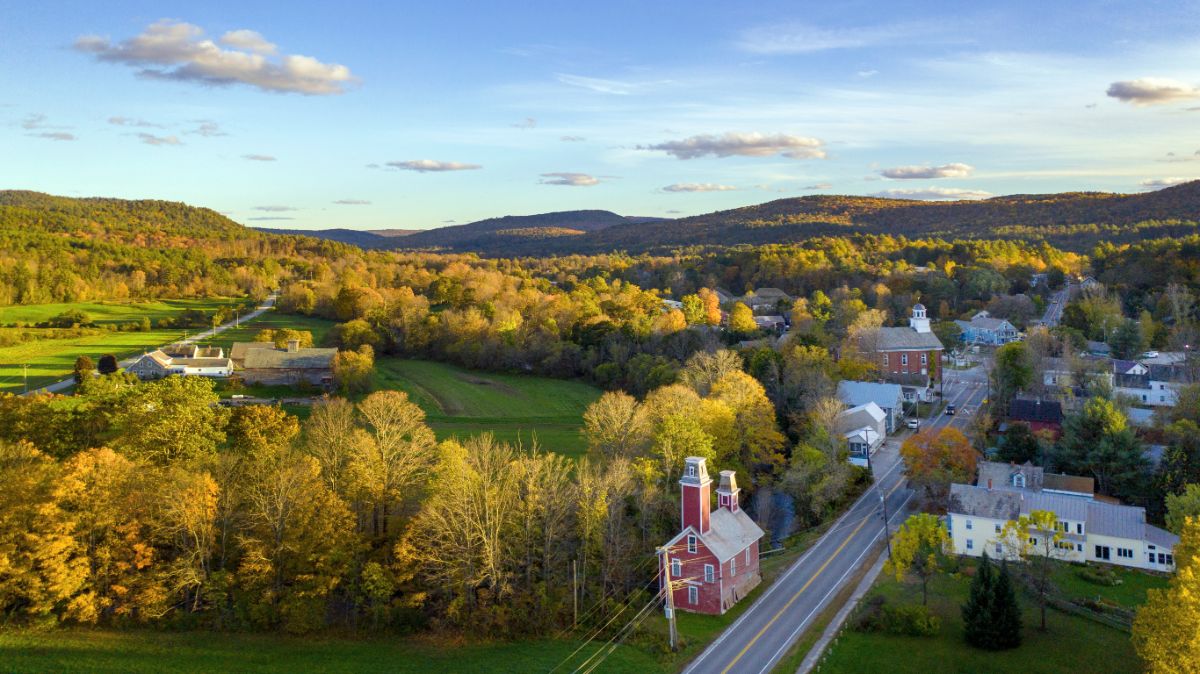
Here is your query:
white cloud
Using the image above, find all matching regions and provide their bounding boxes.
[75,20,356,95]
[856,69,879,78]
[254,205,297,212]
[556,73,635,95]
[539,172,601,186]
[247,216,294,221]
[189,121,226,136]
[386,159,482,172]
[662,183,738,192]
[641,132,826,160]
[1140,177,1196,189]
[880,162,974,179]
[803,183,832,190]
[242,154,276,161]
[108,116,161,128]
[137,132,181,146]
[219,29,277,55]
[873,186,993,200]
[560,135,586,142]
[736,22,925,54]
[1106,78,1200,106]
[334,199,371,205]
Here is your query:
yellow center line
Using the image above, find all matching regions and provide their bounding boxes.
[719,504,875,674]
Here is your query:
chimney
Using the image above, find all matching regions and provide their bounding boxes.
[287,339,300,353]
[987,478,993,490]
[679,457,712,534]
[717,470,741,513]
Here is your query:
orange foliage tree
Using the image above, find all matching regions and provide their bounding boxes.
[900,427,978,510]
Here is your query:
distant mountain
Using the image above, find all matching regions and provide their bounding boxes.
[0,190,248,242]
[444,181,1200,255]
[393,210,663,251]
[251,227,404,248]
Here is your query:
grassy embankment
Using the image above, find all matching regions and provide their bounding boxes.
[0,298,247,393]
[813,559,1168,674]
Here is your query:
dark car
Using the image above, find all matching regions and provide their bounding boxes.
[945,404,956,415]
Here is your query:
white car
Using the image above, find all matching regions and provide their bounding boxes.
[905,418,920,430]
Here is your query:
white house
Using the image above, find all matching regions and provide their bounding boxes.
[837,381,906,433]
[127,346,233,380]
[955,311,1020,346]
[836,402,886,468]
[947,482,1177,572]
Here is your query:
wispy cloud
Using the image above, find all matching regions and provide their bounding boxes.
[334,199,371,205]
[662,183,738,192]
[856,69,879,78]
[108,116,162,128]
[254,205,297,212]
[880,162,974,179]
[539,172,601,186]
[803,183,832,190]
[560,135,586,142]
[511,117,537,129]
[247,216,294,221]
[555,73,669,95]
[641,132,826,160]
[20,113,76,141]
[386,159,482,172]
[1107,78,1200,106]
[189,120,226,136]
[1140,177,1196,189]
[74,19,356,95]
[137,132,181,146]
[873,186,992,200]
[736,21,929,54]
[34,131,76,141]
[242,154,276,161]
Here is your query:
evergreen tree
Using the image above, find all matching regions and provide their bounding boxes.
[992,561,1023,649]
[97,354,119,375]
[962,552,996,649]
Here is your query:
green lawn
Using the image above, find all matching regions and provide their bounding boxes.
[1051,563,1168,609]
[816,561,1150,674]
[370,358,602,459]
[0,298,249,393]
[209,311,338,352]
[0,629,661,674]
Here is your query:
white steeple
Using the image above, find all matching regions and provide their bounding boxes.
[909,303,930,333]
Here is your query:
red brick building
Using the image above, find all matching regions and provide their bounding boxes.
[660,457,764,615]
[871,304,944,399]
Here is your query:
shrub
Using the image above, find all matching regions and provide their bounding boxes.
[851,596,940,637]
[1076,564,1122,587]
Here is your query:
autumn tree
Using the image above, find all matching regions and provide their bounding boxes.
[334,345,375,395]
[680,293,705,325]
[1133,516,1200,673]
[697,288,722,325]
[352,390,437,537]
[111,376,227,465]
[728,302,758,336]
[1166,484,1200,534]
[73,355,95,385]
[711,371,787,478]
[582,391,650,460]
[901,428,977,509]
[302,397,370,497]
[999,509,1072,630]
[884,513,950,605]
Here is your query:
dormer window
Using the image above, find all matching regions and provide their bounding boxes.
[1013,473,1026,488]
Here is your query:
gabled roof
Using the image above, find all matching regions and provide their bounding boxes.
[977,461,1043,491]
[1009,398,1063,424]
[230,341,275,362]
[837,402,886,435]
[875,326,944,352]
[838,381,905,410]
[747,287,790,300]
[241,346,337,370]
[666,508,764,562]
[1042,473,1094,495]
[172,357,233,368]
[955,316,1016,332]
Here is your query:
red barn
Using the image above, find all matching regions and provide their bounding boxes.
[660,457,764,615]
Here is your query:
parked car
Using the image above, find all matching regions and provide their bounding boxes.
[945,404,956,415]
[905,418,920,430]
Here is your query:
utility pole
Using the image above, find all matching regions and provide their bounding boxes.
[21,363,29,394]
[879,492,893,560]
[658,546,678,651]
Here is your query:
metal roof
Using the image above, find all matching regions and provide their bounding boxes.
[875,326,944,352]
[837,381,904,409]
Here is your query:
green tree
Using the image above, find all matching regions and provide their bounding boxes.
[1166,484,1200,534]
[884,513,950,605]
[73,355,95,385]
[1054,398,1146,497]
[993,341,1033,410]
[995,422,1042,465]
[1108,318,1145,360]
[962,551,996,649]
[97,354,119,375]
[334,345,375,395]
[680,293,705,325]
[992,561,1023,649]
[728,302,757,335]
[111,376,227,465]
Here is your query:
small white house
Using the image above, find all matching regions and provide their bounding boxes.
[836,402,886,468]
[837,381,906,433]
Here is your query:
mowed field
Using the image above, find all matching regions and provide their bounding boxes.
[208,311,338,351]
[0,298,247,393]
[372,358,602,459]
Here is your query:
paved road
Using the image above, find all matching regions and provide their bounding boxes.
[1037,283,1071,328]
[683,363,989,674]
[24,293,276,396]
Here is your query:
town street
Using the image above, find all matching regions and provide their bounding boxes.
[24,293,277,396]
[682,361,988,674]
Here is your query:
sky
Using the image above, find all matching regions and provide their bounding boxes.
[3,0,1200,231]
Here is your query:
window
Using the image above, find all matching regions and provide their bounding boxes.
[1149,553,1156,564]
[671,559,681,577]
[687,535,697,554]
[994,524,1001,534]
[901,354,909,366]
[745,548,751,565]
[704,564,714,583]
[1117,548,1133,559]
[1096,545,1111,561]
[731,557,737,576]
[1077,523,1083,534]
[966,520,973,530]
[883,354,889,367]
[1159,553,1167,565]
[966,539,974,550]
[1013,473,1026,488]
[1167,554,1175,566]
[921,353,928,365]
[995,543,1002,555]
[688,586,698,605]
[1029,537,1037,546]
[686,464,696,477]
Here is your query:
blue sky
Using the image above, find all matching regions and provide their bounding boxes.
[3,1,1200,230]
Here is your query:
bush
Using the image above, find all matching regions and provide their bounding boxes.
[1076,564,1122,587]
[851,596,940,637]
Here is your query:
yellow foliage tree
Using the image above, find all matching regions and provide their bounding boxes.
[1133,516,1200,673]
[884,512,950,605]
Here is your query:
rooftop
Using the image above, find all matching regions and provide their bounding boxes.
[875,325,945,352]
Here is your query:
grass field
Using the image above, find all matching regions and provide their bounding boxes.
[371,358,602,459]
[816,560,1155,674]
[0,298,248,393]
[208,311,338,352]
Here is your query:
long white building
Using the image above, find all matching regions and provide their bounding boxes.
[947,480,1177,573]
